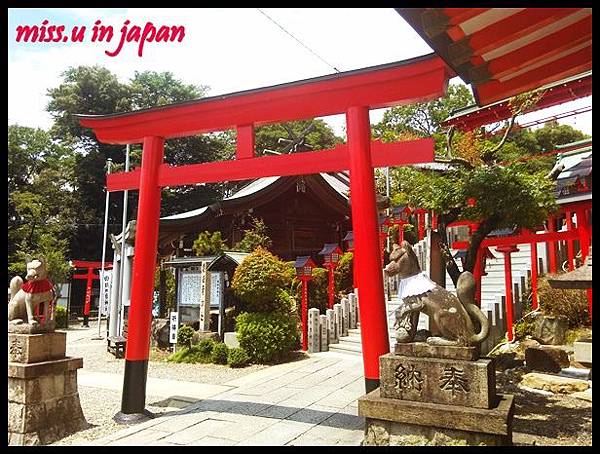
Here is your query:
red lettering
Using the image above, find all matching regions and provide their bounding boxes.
[71,26,86,42]
[15,25,39,42]
[170,25,185,42]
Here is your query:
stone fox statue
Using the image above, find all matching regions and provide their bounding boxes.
[384,242,489,347]
[9,259,55,326]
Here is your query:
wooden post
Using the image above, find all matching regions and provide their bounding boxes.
[496,245,519,342]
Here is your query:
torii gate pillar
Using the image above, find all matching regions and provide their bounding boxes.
[347,106,390,392]
[116,136,164,421]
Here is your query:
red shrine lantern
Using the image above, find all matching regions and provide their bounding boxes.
[343,231,354,252]
[295,256,317,351]
[318,243,343,309]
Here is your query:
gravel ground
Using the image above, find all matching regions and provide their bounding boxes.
[496,367,592,446]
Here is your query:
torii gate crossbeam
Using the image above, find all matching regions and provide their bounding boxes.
[78,53,453,421]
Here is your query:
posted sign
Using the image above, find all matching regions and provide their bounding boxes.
[99,270,112,316]
[169,311,179,344]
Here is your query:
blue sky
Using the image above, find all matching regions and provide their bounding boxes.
[7,8,592,138]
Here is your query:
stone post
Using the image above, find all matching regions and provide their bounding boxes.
[308,308,320,353]
[341,297,349,337]
[319,314,329,352]
[9,329,87,445]
[333,304,342,342]
[348,293,357,329]
[326,309,337,344]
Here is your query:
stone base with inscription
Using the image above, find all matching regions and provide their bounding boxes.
[8,332,87,445]
[358,343,514,446]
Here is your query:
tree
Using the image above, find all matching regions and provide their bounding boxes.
[255,119,342,156]
[234,217,273,252]
[45,66,234,260]
[8,125,76,283]
[374,85,577,287]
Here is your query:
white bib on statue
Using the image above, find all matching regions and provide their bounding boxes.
[397,273,437,299]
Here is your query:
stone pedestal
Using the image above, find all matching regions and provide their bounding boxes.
[8,331,87,445]
[358,343,514,446]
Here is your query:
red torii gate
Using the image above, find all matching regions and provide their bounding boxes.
[71,260,113,326]
[77,54,453,420]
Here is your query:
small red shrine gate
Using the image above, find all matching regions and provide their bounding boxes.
[71,260,113,323]
[78,54,453,418]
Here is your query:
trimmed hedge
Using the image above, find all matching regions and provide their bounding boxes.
[54,305,67,328]
[235,311,300,363]
[177,325,195,348]
[231,247,291,313]
[227,347,250,368]
[211,342,229,365]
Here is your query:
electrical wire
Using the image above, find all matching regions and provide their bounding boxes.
[256,8,341,74]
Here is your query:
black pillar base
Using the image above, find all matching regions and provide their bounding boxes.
[121,359,150,415]
[113,409,155,425]
[365,378,380,394]
[83,315,89,327]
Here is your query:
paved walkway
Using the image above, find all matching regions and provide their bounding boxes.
[89,351,367,446]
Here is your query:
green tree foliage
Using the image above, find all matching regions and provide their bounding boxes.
[192,231,226,256]
[8,125,76,283]
[231,247,293,313]
[373,84,580,285]
[307,268,329,314]
[373,84,474,155]
[234,217,273,252]
[334,252,354,296]
[210,342,229,365]
[154,266,176,316]
[44,66,234,261]
[255,119,342,156]
[176,325,195,348]
[235,311,300,363]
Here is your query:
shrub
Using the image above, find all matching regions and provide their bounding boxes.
[177,325,195,348]
[235,311,300,363]
[192,231,226,256]
[234,217,273,252]
[54,305,67,328]
[211,342,229,365]
[231,247,291,313]
[307,267,329,314]
[167,345,212,364]
[227,347,250,368]
[197,338,216,355]
[513,318,535,341]
[335,252,354,296]
[537,276,590,327]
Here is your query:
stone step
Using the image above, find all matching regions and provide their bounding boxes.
[329,342,363,356]
[339,335,362,345]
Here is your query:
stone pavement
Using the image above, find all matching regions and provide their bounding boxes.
[90,351,367,446]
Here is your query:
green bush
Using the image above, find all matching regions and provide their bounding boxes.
[513,318,535,341]
[211,342,229,365]
[538,276,590,327]
[197,338,216,355]
[235,311,300,363]
[167,345,212,364]
[54,305,67,328]
[192,231,226,256]
[231,247,292,313]
[227,347,250,368]
[307,267,329,314]
[234,217,273,253]
[177,325,195,348]
[334,252,354,296]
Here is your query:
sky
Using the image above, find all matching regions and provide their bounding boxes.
[7,8,592,139]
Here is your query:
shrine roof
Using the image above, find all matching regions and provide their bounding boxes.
[397,8,592,107]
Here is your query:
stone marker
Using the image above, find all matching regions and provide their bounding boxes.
[333,304,342,342]
[308,308,320,353]
[348,293,357,329]
[573,339,592,365]
[326,309,337,344]
[341,298,349,337]
[532,314,568,345]
[319,314,328,352]
[520,372,589,394]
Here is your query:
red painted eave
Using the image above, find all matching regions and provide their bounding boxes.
[397,8,592,108]
[77,54,453,145]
